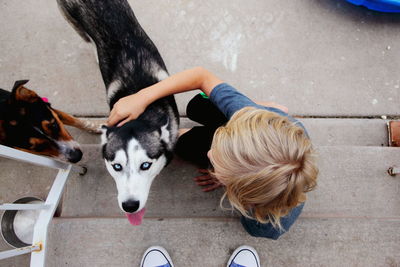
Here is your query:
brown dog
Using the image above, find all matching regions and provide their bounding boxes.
[0,80,100,163]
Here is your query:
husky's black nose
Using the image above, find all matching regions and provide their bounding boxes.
[122,200,140,213]
[67,149,83,163]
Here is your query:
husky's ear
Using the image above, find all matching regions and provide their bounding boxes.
[100,125,117,145]
[159,118,173,151]
[160,122,170,144]
[100,125,109,145]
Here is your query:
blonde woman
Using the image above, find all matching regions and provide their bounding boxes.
[108,67,318,239]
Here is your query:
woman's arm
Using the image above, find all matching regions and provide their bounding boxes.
[107,67,223,126]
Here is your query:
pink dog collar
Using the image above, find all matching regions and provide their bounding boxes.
[41,97,49,103]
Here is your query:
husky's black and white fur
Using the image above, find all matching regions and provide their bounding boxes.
[57,0,179,220]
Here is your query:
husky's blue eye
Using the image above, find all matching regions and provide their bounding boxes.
[140,162,152,171]
[112,163,123,172]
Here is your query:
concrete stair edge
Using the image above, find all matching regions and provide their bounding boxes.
[44,216,400,267]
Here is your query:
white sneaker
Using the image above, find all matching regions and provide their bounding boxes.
[227,245,260,267]
[140,246,174,267]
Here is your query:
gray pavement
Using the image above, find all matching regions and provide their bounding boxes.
[46,217,400,267]
[1,0,400,266]
[0,0,400,116]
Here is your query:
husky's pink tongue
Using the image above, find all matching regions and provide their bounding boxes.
[125,208,146,226]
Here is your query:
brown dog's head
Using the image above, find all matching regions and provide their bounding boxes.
[0,80,82,163]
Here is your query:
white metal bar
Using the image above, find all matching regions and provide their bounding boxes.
[0,244,41,260]
[30,166,72,267]
[0,204,50,210]
[0,145,69,170]
[0,145,81,266]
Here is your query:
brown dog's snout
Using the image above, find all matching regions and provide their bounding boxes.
[66,148,83,163]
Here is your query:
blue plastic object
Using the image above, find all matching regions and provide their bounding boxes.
[346,0,400,12]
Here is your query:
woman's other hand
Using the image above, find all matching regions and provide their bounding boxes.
[194,168,223,192]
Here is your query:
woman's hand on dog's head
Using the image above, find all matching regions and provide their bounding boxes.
[107,93,147,127]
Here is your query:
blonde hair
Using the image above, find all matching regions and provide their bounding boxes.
[210,107,318,229]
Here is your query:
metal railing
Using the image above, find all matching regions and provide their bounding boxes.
[0,145,86,266]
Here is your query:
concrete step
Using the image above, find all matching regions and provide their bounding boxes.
[43,217,400,267]
[60,145,400,218]
[1,0,400,117]
[68,117,390,146]
[1,116,389,209]
[1,145,399,220]
[1,142,398,266]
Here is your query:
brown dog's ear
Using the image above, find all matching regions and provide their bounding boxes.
[12,80,30,91]
[11,80,41,103]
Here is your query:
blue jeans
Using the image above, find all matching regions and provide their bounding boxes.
[240,203,304,240]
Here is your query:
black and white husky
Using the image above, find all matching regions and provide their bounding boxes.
[57,0,179,225]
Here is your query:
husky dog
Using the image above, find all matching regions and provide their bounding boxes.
[57,0,179,225]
